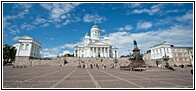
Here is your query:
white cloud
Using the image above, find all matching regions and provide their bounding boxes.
[137,21,152,30]
[6,25,20,35]
[40,3,53,10]
[100,29,105,32]
[33,17,47,25]
[3,3,32,36]
[12,36,21,41]
[14,3,32,9]
[176,10,193,21]
[42,23,49,27]
[83,13,107,23]
[165,9,181,13]
[59,50,72,56]
[40,3,80,23]
[49,38,54,40]
[39,3,81,27]
[63,19,71,25]
[127,3,141,8]
[117,25,133,31]
[41,43,75,58]
[109,24,193,56]
[132,4,163,15]
[124,25,133,30]
[21,23,36,31]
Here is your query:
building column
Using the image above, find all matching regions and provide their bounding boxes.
[107,47,109,58]
[100,47,103,57]
[78,48,80,57]
[103,47,106,57]
[96,47,98,57]
[89,47,91,57]
[74,49,76,57]
[83,48,86,57]
[116,50,118,58]
[92,47,94,57]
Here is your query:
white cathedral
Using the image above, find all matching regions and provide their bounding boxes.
[74,24,118,58]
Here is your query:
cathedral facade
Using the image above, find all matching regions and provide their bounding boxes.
[74,24,118,58]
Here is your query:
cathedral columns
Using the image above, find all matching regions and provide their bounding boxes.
[96,47,98,57]
[89,48,91,57]
[103,47,106,57]
[92,47,94,57]
[107,48,109,58]
[100,47,103,57]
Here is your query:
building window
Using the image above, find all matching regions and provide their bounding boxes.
[179,58,183,61]
[178,53,182,57]
[21,44,25,49]
[32,45,34,51]
[34,46,36,51]
[26,44,29,50]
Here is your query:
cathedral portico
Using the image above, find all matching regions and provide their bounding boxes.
[74,24,118,58]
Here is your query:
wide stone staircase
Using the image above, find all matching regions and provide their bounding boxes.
[63,57,130,68]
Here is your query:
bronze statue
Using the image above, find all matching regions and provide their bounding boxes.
[133,40,138,48]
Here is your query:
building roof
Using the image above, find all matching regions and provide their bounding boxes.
[18,35,42,46]
[150,41,170,48]
[171,46,193,49]
[19,35,33,40]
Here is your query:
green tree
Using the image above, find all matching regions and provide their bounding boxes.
[64,54,74,57]
[3,44,17,65]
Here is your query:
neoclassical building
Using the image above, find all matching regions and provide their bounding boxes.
[148,41,193,66]
[74,24,118,58]
[13,35,42,59]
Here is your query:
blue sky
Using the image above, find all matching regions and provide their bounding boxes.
[3,2,193,58]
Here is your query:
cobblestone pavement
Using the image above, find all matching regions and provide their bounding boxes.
[3,66,194,89]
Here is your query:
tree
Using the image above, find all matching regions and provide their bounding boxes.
[64,54,74,57]
[3,44,17,65]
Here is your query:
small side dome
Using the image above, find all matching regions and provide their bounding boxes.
[92,25,99,29]
[104,35,109,40]
[85,32,89,36]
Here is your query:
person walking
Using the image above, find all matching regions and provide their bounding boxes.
[181,64,184,72]
[90,64,93,69]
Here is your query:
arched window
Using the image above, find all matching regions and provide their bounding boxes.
[21,44,25,49]
[26,44,29,50]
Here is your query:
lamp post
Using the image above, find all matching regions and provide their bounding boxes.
[113,50,118,69]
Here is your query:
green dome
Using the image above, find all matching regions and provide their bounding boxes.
[92,25,99,28]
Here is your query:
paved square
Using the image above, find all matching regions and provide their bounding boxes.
[2,66,194,89]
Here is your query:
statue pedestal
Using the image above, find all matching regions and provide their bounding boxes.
[130,47,146,70]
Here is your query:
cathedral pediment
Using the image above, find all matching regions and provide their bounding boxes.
[89,41,109,46]
[19,35,33,40]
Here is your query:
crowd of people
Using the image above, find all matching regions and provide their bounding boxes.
[78,63,118,69]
